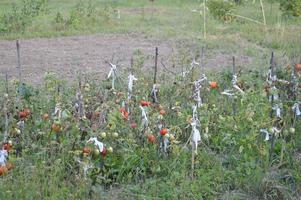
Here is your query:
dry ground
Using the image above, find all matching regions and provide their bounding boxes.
[0,33,253,85]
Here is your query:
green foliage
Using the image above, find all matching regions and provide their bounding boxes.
[207,0,236,22]
[0,0,48,33]
[279,0,301,17]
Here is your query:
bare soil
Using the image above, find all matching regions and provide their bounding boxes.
[0,33,252,85]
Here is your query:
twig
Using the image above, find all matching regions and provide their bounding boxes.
[16,40,21,84]
[232,56,237,116]
[160,59,177,75]
[227,13,265,25]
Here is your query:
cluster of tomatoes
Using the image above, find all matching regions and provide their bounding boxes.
[0,141,14,176]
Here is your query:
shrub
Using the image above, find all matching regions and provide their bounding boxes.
[0,0,48,33]
[279,0,301,17]
[207,0,236,22]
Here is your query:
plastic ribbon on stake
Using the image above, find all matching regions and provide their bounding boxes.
[128,74,137,100]
[151,84,158,103]
[272,104,281,118]
[222,73,245,96]
[192,74,207,107]
[87,137,104,153]
[75,90,86,119]
[292,103,301,117]
[54,103,62,119]
[107,62,117,90]
[140,105,148,129]
[182,59,200,78]
[191,106,201,153]
[0,148,8,166]
[260,129,270,141]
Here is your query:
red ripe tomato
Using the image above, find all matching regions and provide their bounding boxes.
[147,134,156,143]
[101,147,107,157]
[140,100,151,107]
[160,128,168,136]
[159,109,166,116]
[130,122,137,129]
[19,111,27,119]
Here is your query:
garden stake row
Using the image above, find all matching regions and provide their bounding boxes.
[266,52,282,164]
[291,67,300,128]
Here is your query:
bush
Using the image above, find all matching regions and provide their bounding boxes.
[280,0,301,17]
[0,0,48,33]
[207,0,236,22]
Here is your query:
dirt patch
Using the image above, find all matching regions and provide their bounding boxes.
[0,33,253,85]
[120,7,165,15]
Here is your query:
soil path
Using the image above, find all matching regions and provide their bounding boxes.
[0,33,252,85]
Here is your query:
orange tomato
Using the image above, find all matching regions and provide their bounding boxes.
[160,128,168,136]
[295,64,301,72]
[6,162,14,171]
[210,82,218,89]
[24,108,31,116]
[3,143,12,152]
[0,166,8,176]
[147,134,156,143]
[83,147,92,155]
[51,124,61,133]
[42,113,49,120]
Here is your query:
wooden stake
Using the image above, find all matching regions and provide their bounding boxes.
[232,56,237,116]
[191,146,195,179]
[269,52,275,165]
[16,40,22,84]
[154,47,158,84]
[203,0,206,39]
[3,73,9,142]
[201,46,205,75]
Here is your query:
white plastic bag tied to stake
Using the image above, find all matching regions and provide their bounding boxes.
[107,62,117,90]
[128,74,137,100]
[292,103,301,116]
[272,104,281,118]
[87,137,104,153]
[191,106,201,153]
[182,59,199,78]
[151,84,158,103]
[75,91,85,119]
[0,149,8,166]
[260,129,270,141]
[54,103,62,119]
[192,74,207,107]
[140,105,148,129]
[222,74,244,96]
